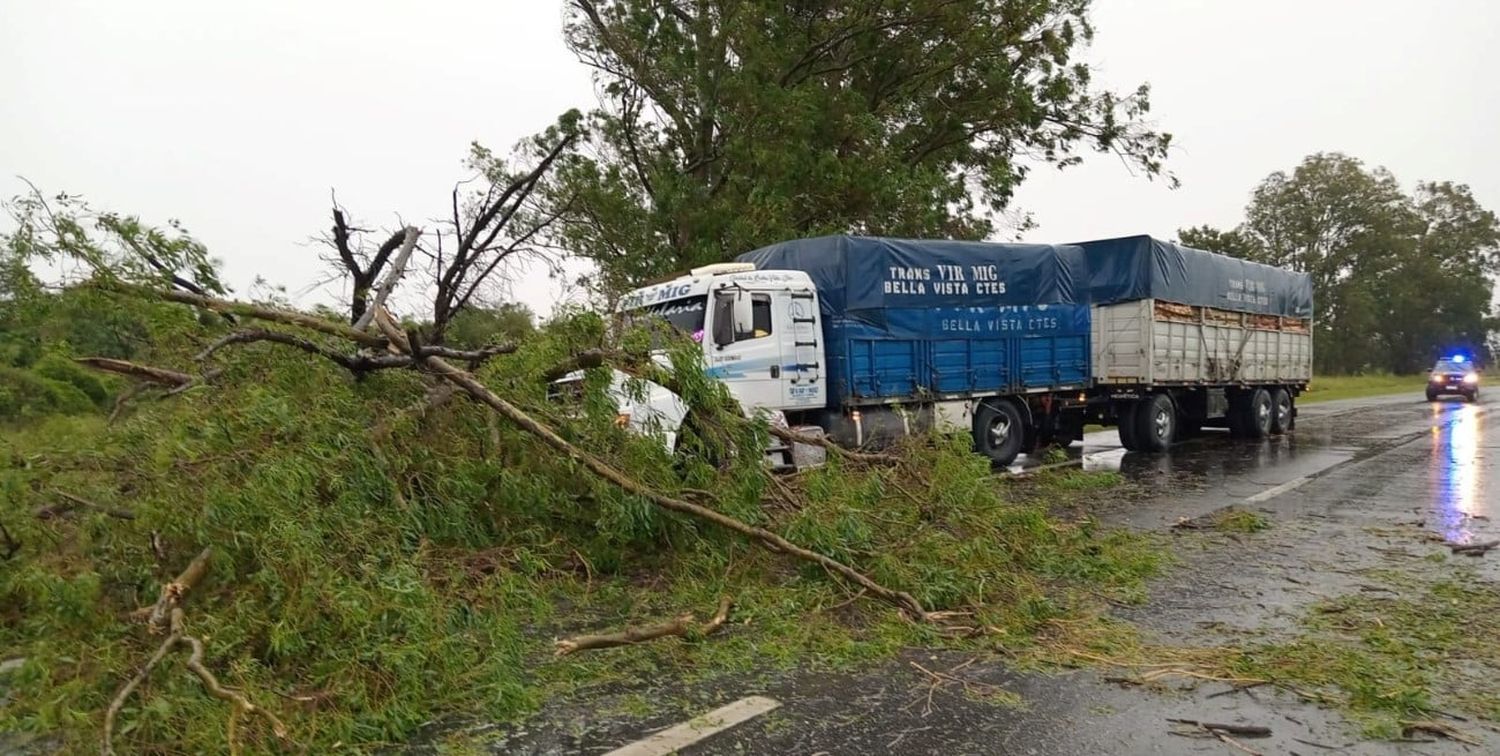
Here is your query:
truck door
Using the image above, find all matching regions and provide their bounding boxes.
[707,289,788,410]
[783,289,824,408]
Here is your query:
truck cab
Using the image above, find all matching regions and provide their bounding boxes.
[593,263,832,460]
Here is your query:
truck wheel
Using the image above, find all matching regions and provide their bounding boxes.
[974,400,1026,466]
[1241,388,1274,439]
[1133,394,1176,452]
[1269,387,1294,435]
[1117,401,1142,451]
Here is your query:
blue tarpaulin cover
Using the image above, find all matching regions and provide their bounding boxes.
[737,235,1088,322]
[1074,235,1314,318]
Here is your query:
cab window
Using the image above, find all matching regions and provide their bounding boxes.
[737,295,773,341]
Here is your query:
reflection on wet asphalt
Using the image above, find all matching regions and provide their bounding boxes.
[1427,401,1489,542]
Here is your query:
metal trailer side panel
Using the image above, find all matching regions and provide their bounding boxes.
[1091,300,1312,385]
[1091,300,1152,383]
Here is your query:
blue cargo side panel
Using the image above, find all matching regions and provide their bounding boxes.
[826,304,1091,406]
[848,340,918,398]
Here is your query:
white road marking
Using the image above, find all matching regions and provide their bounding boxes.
[604,696,781,756]
[1243,475,1313,504]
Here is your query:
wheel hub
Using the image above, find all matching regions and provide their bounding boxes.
[989,416,1011,446]
[1154,409,1170,438]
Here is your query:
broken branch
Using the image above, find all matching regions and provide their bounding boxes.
[35,491,135,521]
[104,607,289,756]
[1449,540,1499,556]
[148,547,213,635]
[181,630,290,753]
[75,357,195,387]
[554,596,733,655]
[1402,719,1481,745]
[103,611,184,756]
[1165,719,1272,738]
[353,226,419,331]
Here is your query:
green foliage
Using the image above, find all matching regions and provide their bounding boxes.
[529,0,1174,294]
[0,315,1160,752]
[1180,153,1500,374]
[0,366,95,419]
[30,354,112,407]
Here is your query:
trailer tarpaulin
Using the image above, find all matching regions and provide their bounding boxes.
[1074,235,1313,318]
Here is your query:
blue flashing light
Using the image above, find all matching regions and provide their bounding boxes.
[1452,355,1467,363]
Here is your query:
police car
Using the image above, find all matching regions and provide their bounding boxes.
[1427,355,1480,402]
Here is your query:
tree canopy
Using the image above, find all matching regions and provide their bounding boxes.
[536,0,1174,295]
[1180,152,1500,374]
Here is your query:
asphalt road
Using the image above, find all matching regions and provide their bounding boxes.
[466,390,1500,755]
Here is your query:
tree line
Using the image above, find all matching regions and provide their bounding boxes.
[1180,153,1500,375]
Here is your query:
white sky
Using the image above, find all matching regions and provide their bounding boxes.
[3,0,1498,316]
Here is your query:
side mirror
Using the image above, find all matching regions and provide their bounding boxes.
[712,293,735,347]
[733,293,755,336]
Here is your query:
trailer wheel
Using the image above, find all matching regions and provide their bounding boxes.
[1241,388,1274,439]
[1116,401,1142,451]
[1134,393,1176,452]
[1269,387,1294,435]
[974,400,1026,466]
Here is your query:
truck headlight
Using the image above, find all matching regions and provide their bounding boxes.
[1463,373,1479,384]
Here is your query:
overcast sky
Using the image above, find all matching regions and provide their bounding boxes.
[4,0,1497,316]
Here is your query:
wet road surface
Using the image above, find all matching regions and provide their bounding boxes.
[472,392,1500,755]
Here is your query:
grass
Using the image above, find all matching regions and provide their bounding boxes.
[1212,508,1271,533]
[1301,373,1424,403]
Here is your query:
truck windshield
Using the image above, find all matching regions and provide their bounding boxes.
[623,296,708,342]
[1433,360,1471,374]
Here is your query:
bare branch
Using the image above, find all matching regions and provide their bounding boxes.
[555,596,732,655]
[35,490,135,521]
[354,226,419,331]
[197,329,362,371]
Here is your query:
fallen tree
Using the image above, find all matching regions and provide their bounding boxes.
[3,202,1162,754]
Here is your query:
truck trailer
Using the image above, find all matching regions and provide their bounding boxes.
[566,234,1313,468]
[1076,235,1314,452]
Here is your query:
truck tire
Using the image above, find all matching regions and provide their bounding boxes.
[974,400,1026,466]
[1269,387,1294,435]
[1133,393,1176,452]
[1241,388,1274,439]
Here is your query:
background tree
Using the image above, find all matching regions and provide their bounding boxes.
[1179,153,1500,373]
[537,0,1175,295]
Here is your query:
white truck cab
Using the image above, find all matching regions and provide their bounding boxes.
[573,263,831,465]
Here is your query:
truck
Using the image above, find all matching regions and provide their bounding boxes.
[567,233,1313,468]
